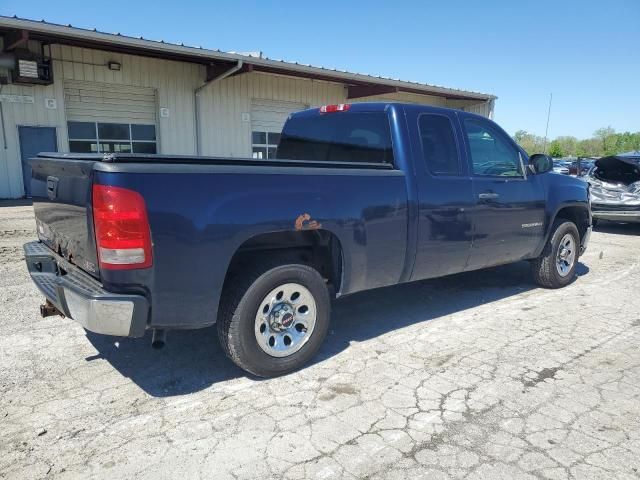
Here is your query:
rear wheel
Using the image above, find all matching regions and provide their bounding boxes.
[217,263,330,377]
[531,219,580,288]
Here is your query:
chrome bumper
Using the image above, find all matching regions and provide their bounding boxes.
[592,211,640,223]
[23,241,148,337]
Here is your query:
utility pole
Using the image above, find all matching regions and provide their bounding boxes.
[542,93,553,154]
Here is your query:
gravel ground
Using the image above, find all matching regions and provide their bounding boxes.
[1,202,640,480]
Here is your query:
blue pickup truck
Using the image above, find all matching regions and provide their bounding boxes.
[24,103,591,377]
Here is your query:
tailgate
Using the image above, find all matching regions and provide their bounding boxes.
[30,155,101,280]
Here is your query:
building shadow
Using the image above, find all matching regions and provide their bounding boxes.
[85,260,589,397]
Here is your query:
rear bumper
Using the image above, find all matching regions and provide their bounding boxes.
[23,241,148,337]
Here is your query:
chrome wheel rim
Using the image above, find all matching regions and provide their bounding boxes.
[556,233,576,277]
[254,283,317,358]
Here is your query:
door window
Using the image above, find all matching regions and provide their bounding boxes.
[418,114,460,175]
[463,118,522,177]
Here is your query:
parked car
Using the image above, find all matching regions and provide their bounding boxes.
[553,161,570,175]
[568,159,595,176]
[23,103,592,377]
[584,155,640,225]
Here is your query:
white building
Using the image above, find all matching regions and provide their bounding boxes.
[0,15,496,198]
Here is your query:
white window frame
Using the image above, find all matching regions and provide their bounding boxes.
[67,122,157,154]
[251,131,280,159]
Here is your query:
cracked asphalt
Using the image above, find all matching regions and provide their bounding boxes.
[2,201,640,480]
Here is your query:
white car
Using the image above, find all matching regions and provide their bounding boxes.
[553,165,570,175]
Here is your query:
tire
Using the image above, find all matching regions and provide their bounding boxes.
[530,219,580,289]
[217,262,330,377]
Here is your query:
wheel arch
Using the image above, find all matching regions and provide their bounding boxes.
[221,228,345,300]
[535,202,591,257]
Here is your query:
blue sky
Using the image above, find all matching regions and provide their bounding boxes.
[3,0,639,139]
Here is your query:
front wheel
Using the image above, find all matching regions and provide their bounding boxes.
[217,263,330,377]
[530,219,580,288]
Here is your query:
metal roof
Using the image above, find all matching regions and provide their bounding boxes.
[0,15,495,102]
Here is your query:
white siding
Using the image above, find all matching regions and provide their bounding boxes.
[64,80,157,124]
[251,98,308,133]
[0,44,202,198]
[198,72,346,157]
[0,42,492,198]
[351,91,448,106]
[447,99,495,119]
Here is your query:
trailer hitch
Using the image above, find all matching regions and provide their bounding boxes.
[40,299,64,318]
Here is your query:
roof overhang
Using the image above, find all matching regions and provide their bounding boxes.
[0,15,496,102]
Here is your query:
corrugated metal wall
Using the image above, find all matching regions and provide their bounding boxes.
[198,73,346,157]
[0,43,202,198]
[0,42,493,198]
[64,80,157,124]
[350,91,448,106]
[251,98,308,133]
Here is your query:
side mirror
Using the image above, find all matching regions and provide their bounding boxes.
[528,153,553,174]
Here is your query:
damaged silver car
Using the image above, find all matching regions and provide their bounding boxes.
[585,154,640,225]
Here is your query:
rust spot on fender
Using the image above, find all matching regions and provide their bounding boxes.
[295,213,322,231]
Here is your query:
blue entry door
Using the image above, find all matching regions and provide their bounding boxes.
[18,126,58,197]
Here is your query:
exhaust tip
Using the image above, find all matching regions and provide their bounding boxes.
[151,329,167,349]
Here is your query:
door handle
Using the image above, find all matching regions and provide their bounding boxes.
[478,192,499,200]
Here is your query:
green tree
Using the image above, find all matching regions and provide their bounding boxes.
[554,136,578,157]
[513,127,640,158]
[594,127,616,156]
[577,138,601,157]
[513,130,545,155]
[548,140,564,158]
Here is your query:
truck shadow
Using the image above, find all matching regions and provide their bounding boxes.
[594,222,640,236]
[0,199,33,207]
[85,260,589,397]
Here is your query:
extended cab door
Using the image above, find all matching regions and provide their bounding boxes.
[408,108,474,281]
[460,114,546,270]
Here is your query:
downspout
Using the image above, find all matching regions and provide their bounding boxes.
[194,60,244,155]
[487,98,496,120]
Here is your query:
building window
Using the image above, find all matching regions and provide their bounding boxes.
[252,131,280,159]
[67,122,157,154]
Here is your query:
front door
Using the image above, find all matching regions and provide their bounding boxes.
[18,126,58,197]
[409,110,474,281]
[460,115,546,270]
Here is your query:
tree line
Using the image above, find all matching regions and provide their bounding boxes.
[513,127,640,158]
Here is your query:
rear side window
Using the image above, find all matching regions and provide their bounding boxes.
[418,114,460,175]
[276,112,394,164]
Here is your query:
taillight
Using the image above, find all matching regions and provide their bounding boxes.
[92,184,152,270]
[319,104,350,113]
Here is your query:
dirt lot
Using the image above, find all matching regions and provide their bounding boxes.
[1,202,639,480]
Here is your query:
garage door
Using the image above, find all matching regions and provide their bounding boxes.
[251,99,307,159]
[64,81,158,154]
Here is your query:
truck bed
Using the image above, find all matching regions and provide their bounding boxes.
[29,151,409,331]
[36,152,394,170]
